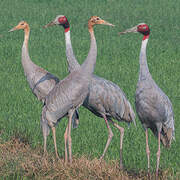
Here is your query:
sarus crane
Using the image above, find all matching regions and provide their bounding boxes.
[119,23,175,177]
[44,15,136,168]
[42,16,114,163]
[8,21,79,146]
[9,21,60,103]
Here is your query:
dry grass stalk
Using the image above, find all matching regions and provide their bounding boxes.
[0,137,173,179]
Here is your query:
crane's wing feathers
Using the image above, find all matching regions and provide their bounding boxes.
[32,72,59,93]
[136,78,175,147]
[83,75,135,123]
[45,71,89,120]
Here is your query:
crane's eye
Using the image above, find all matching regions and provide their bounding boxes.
[96,17,100,20]
[21,23,24,25]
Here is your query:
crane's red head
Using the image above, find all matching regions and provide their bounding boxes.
[119,23,150,40]
[43,15,70,32]
[137,23,150,36]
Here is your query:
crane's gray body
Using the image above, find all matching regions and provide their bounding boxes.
[135,38,175,146]
[44,70,89,123]
[65,30,135,123]
[21,36,79,128]
[136,75,174,136]
[84,75,134,122]
[22,44,59,102]
[62,29,135,164]
[41,29,97,136]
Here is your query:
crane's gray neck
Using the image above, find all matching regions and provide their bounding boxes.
[81,30,97,76]
[21,29,36,73]
[139,38,151,81]
[65,30,80,72]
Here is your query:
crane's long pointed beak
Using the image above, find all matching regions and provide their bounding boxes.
[43,21,55,28]
[118,26,137,35]
[106,22,115,27]
[8,27,16,32]
[102,20,115,27]
[105,22,115,27]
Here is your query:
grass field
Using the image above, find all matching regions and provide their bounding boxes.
[0,0,180,178]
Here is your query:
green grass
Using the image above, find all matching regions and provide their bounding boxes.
[0,0,180,178]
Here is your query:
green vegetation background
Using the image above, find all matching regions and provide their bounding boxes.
[0,0,179,177]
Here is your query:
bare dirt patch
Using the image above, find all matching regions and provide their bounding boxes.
[0,137,173,179]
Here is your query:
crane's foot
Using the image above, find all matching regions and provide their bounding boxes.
[64,158,73,166]
[147,167,150,174]
[156,149,160,179]
[119,149,123,169]
[99,155,104,162]
[119,163,123,170]
[42,151,49,168]
[69,158,72,164]
[64,157,68,165]
[147,168,151,179]
[43,150,48,158]
[55,153,60,161]
[155,170,159,179]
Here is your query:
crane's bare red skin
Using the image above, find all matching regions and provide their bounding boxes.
[137,24,150,40]
[143,35,149,40]
[58,16,70,32]
[65,27,70,33]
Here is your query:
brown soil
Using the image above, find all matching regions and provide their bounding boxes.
[0,137,173,179]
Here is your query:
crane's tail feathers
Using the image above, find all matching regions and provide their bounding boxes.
[72,109,80,129]
[128,122,131,129]
[41,106,50,137]
[133,118,136,127]
[122,99,136,128]
[127,118,136,128]
[172,132,175,141]
[161,126,175,148]
[127,100,136,127]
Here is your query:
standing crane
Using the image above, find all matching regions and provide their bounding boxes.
[119,23,175,177]
[8,21,60,103]
[44,15,136,168]
[42,16,114,163]
[8,22,79,128]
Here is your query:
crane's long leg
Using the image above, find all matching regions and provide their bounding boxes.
[52,126,59,159]
[41,107,48,157]
[109,120,124,169]
[67,109,75,164]
[156,131,161,177]
[64,125,68,164]
[100,114,113,160]
[43,135,47,156]
[145,129,150,173]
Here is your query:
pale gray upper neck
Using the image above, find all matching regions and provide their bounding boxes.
[21,29,36,74]
[139,38,151,81]
[81,30,97,76]
[65,30,80,72]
